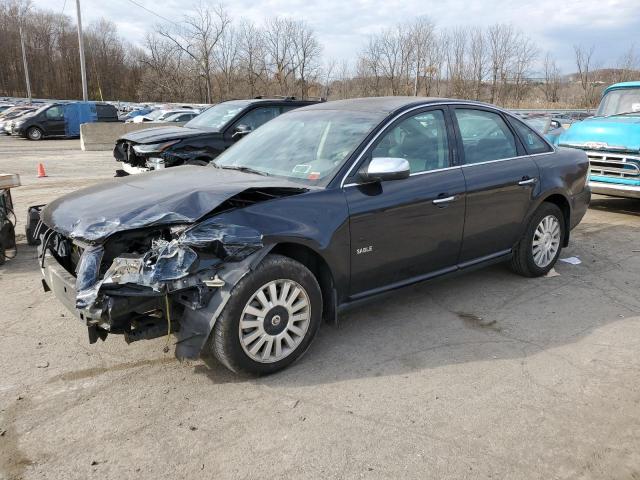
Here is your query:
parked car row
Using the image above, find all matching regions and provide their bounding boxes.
[35,95,591,375]
[0,101,119,140]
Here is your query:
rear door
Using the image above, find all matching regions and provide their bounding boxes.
[345,107,466,296]
[451,107,539,264]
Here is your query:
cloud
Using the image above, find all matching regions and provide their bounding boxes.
[34,0,640,73]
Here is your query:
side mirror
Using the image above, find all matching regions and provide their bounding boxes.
[360,157,410,183]
[232,124,252,139]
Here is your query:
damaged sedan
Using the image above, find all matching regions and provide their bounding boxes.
[38,97,590,375]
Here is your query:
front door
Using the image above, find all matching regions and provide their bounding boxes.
[42,105,66,136]
[451,107,539,264]
[345,108,466,297]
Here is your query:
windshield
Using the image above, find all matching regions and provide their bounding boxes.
[596,88,640,116]
[184,101,247,131]
[213,109,382,185]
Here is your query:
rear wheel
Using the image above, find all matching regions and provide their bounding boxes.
[27,127,43,141]
[210,254,322,375]
[511,202,565,277]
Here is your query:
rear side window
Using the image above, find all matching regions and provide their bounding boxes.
[510,119,552,154]
[454,109,517,164]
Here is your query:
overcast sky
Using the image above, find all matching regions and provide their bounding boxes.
[34,0,640,73]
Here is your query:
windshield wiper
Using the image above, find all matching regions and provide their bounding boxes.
[605,110,640,118]
[218,165,270,176]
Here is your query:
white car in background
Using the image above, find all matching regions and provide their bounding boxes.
[127,108,200,123]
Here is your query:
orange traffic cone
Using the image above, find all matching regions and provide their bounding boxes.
[37,163,47,178]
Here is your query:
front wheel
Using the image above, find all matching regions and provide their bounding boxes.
[27,127,43,141]
[511,202,565,277]
[209,254,322,375]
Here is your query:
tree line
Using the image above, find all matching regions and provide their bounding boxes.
[1,0,638,108]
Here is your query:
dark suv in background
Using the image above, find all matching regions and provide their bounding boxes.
[13,102,118,140]
[113,97,321,175]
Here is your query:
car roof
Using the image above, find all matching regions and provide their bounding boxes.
[220,98,319,107]
[296,96,495,115]
[604,81,640,93]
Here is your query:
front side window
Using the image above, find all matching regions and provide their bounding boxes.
[371,109,450,173]
[46,106,64,120]
[236,107,281,130]
[214,109,381,184]
[454,109,517,164]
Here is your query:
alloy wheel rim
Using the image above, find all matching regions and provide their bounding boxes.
[532,215,561,268]
[30,129,41,140]
[239,279,311,363]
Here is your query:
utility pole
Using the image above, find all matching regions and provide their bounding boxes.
[19,24,32,103]
[75,0,88,101]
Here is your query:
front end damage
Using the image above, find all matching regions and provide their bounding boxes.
[38,218,271,359]
[113,138,215,176]
[36,168,310,357]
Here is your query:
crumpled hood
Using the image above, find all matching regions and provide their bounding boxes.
[559,116,640,152]
[119,126,214,144]
[41,166,308,243]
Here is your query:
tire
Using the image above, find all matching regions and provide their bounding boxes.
[210,254,322,375]
[511,202,565,277]
[0,245,5,266]
[27,127,43,141]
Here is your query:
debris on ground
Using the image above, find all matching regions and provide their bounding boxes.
[560,256,582,265]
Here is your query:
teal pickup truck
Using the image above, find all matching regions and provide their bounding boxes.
[559,81,640,199]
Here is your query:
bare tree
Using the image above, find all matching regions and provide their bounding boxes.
[574,44,598,107]
[291,20,321,99]
[614,44,638,83]
[157,3,231,103]
[510,34,538,106]
[468,27,486,100]
[542,52,561,103]
[443,27,468,98]
[237,20,265,98]
[408,17,436,96]
[263,17,297,95]
[214,25,238,100]
[487,24,515,104]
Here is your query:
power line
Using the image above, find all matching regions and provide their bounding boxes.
[61,0,67,14]
[124,0,182,27]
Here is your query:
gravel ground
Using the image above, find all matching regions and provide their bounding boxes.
[1,135,639,480]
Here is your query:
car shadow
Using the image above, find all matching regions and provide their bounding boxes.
[194,221,640,388]
[589,195,640,216]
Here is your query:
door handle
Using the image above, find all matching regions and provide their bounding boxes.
[432,195,456,205]
[518,177,537,186]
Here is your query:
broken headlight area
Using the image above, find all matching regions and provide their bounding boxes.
[71,221,263,336]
